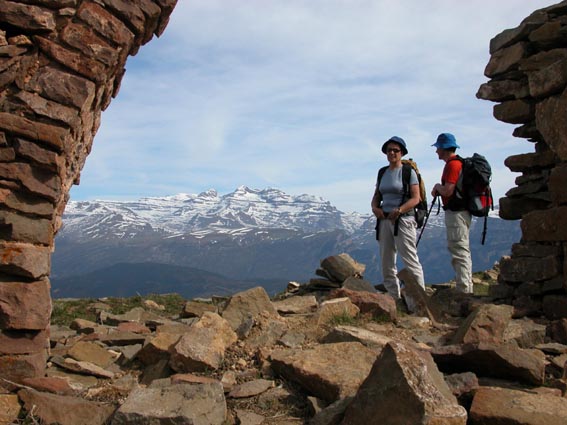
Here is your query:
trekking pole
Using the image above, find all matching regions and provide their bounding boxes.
[416,195,438,247]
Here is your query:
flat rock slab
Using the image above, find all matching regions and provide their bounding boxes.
[269,342,376,403]
[229,378,275,398]
[273,295,318,315]
[111,383,227,425]
[18,388,115,425]
[67,341,115,368]
[321,325,393,349]
[235,409,265,425]
[470,386,567,425]
[432,342,545,386]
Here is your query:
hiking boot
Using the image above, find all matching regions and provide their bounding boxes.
[395,298,408,314]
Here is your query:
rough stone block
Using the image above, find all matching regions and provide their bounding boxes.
[536,86,567,161]
[15,91,80,129]
[0,351,46,384]
[0,112,67,152]
[0,394,21,425]
[493,99,535,124]
[504,150,558,172]
[0,329,49,354]
[498,196,550,220]
[499,255,560,282]
[0,210,53,245]
[18,388,116,425]
[522,206,567,242]
[77,2,134,52]
[511,242,561,258]
[0,162,60,201]
[550,164,567,204]
[470,386,567,425]
[342,342,467,424]
[476,78,530,102]
[452,304,514,345]
[528,58,567,98]
[0,242,51,279]
[489,22,539,54]
[26,66,96,111]
[520,48,567,72]
[0,147,15,161]
[543,295,567,320]
[529,20,567,46]
[485,42,528,77]
[0,188,54,217]
[1,1,56,31]
[0,279,51,329]
[36,36,106,83]
[60,22,119,67]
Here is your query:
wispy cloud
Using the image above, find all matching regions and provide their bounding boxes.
[71,0,551,212]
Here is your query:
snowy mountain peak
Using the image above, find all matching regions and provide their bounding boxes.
[198,189,219,199]
[62,187,369,240]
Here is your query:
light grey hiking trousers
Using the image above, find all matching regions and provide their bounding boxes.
[378,215,425,300]
[445,209,473,293]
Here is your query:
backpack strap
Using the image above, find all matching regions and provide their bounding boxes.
[445,155,466,210]
[374,166,388,241]
[401,163,411,203]
[481,187,494,245]
[394,163,413,236]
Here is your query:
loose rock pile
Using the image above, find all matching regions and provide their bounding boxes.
[1,256,567,424]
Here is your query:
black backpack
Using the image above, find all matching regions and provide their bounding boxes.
[377,159,428,229]
[449,153,494,244]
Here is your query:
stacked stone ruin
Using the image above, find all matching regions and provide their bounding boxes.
[476,1,567,319]
[0,0,176,384]
[2,0,567,388]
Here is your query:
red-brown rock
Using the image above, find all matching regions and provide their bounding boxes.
[0,279,51,329]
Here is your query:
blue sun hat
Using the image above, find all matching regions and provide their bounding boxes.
[432,133,460,149]
[381,136,408,156]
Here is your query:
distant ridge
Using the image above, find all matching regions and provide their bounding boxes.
[52,262,284,299]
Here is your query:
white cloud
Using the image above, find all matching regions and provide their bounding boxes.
[72,0,552,213]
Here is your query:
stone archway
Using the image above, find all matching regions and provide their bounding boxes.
[2,0,567,387]
[0,0,177,384]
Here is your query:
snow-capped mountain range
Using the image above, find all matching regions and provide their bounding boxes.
[53,186,517,298]
[61,186,371,239]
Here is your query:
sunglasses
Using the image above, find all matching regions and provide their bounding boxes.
[386,148,401,153]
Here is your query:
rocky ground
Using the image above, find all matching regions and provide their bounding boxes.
[2,254,567,425]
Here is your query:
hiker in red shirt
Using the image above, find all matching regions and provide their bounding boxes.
[431,133,473,294]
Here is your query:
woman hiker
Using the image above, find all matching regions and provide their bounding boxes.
[371,136,426,312]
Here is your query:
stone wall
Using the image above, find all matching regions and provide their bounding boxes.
[477,0,567,318]
[0,0,176,384]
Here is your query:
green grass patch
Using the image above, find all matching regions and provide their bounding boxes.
[51,293,187,327]
[51,298,97,326]
[329,311,359,326]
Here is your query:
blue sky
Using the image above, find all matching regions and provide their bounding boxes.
[70,0,552,214]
